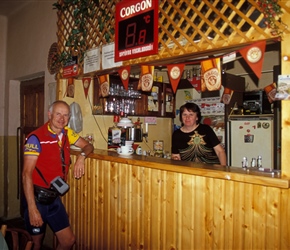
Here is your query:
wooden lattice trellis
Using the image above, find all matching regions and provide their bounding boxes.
[55,0,289,76]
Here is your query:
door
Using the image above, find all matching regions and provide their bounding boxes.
[19,76,44,215]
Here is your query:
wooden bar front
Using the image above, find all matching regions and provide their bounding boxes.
[63,150,290,249]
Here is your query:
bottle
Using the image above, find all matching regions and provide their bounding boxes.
[257,156,262,168]
[242,157,248,168]
[136,146,142,155]
[251,158,256,168]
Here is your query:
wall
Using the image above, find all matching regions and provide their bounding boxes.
[0,15,7,218]
[1,1,57,219]
[59,79,173,154]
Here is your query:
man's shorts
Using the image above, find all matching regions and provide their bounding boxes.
[24,197,70,235]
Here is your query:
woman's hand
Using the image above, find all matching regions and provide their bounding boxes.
[171,153,181,160]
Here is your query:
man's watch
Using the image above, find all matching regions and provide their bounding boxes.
[80,152,86,158]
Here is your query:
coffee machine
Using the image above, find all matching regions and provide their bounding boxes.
[107,117,144,149]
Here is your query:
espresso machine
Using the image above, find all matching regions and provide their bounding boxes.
[107,117,144,149]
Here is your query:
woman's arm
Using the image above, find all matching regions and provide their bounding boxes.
[213,144,227,165]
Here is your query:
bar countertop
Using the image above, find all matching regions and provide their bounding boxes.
[72,149,290,189]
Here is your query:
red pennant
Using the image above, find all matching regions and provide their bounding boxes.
[167,64,185,93]
[188,76,201,92]
[82,78,91,99]
[118,66,131,90]
[239,41,266,79]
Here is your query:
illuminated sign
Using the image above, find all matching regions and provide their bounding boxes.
[115,0,158,62]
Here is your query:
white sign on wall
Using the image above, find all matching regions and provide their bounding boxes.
[84,47,100,74]
[102,43,122,69]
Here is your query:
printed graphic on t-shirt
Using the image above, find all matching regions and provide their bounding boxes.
[180,131,218,163]
[24,135,41,156]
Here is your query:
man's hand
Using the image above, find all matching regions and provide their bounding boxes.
[74,155,85,179]
[29,207,44,227]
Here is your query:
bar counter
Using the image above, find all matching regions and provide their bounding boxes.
[63,149,290,249]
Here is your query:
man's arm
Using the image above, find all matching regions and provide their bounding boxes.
[22,155,44,227]
[73,137,94,179]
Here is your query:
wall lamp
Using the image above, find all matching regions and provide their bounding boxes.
[283,55,289,61]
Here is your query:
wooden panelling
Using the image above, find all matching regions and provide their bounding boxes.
[63,155,290,249]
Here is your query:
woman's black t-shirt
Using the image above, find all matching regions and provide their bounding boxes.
[171,124,221,164]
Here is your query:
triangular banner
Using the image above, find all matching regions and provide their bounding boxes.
[66,78,75,98]
[239,41,266,79]
[188,76,201,92]
[98,74,110,97]
[82,77,91,99]
[264,82,277,103]
[138,65,155,92]
[118,66,131,90]
[167,64,185,93]
[221,87,234,105]
[201,58,221,92]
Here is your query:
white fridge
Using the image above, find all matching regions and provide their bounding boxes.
[228,115,274,169]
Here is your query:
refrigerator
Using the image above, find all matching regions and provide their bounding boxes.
[228,115,274,169]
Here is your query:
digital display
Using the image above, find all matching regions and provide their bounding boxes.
[118,10,154,51]
[55,179,63,187]
[115,0,158,62]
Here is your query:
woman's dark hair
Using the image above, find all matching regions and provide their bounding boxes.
[179,102,202,124]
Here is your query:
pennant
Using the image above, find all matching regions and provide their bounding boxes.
[167,64,185,93]
[118,66,131,90]
[221,87,234,105]
[188,76,201,92]
[66,78,75,98]
[264,82,277,103]
[201,58,221,91]
[239,41,266,79]
[138,65,154,92]
[98,74,110,97]
[82,78,91,99]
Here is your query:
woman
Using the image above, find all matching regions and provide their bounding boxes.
[171,102,226,165]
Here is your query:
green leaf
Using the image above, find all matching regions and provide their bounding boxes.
[72,29,80,35]
[52,3,61,10]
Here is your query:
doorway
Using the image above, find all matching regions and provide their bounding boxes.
[18,76,44,215]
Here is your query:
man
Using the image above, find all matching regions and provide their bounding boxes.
[22,100,94,250]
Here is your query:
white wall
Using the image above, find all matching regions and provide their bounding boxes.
[2,0,57,218]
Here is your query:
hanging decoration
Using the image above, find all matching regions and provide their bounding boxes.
[66,78,75,98]
[188,76,201,93]
[82,78,91,99]
[201,58,221,92]
[118,66,131,90]
[138,65,155,92]
[239,40,266,79]
[167,64,185,93]
[264,82,277,103]
[221,87,234,105]
[98,74,110,97]
[257,0,285,36]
